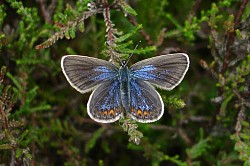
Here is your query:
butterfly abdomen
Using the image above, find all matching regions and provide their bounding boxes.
[119,66,131,112]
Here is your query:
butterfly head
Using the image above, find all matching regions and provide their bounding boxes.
[120,41,141,67]
[121,59,127,67]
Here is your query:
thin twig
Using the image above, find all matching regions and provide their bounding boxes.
[102,0,120,63]
[10,149,16,166]
[0,106,9,129]
[178,128,192,146]
[149,124,175,131]
[150,124,192,145]
[127,15,155,45]
[188,116,211,122]
[187,0,202,22]
[48,0,57,18]
[233,88,248,134]
[102,1,116,46]
[234,0,248,26]
[39,0,52,23]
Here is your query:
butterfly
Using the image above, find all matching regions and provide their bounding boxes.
[61,53,189,123]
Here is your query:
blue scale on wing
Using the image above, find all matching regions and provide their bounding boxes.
[131,65,159,80]
[128,79,163,123]
[92,66,118,81]
[130,80,152,110]
[98,81,120,110]
[130,53,189,90]
[131,65,182,87]
[87,80,122,123]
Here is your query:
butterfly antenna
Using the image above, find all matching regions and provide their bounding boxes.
[124,41,141,66]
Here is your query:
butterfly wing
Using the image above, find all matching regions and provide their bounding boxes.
[87,80,123,123]
[61,55,118,93]
[130,53,189,90]
[128,79,164,123]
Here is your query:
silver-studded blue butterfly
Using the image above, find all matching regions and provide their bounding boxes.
[61,53,189,123]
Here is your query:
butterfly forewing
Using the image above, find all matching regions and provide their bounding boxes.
[130,53,189,90]
[61,55,118,94]
[128,79,164,123]
[87,80,123,123]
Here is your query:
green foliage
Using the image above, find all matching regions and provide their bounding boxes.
[118,0,138,16]
[215,55,250,116]
[231,119,250,165]
[0,5,6,27]
[0,66,32,164]
[128,138,188,166]
[165,0,240,43]
[115,24,143,43]
[6,0,39,27]
[201,0,250,165]
[164,96,186,110]
[120,118,143,145]
[35,0,137,50]
[85,128,106,153]
[36,0,93,49]
[186,138,210,162]
[1,0,250,165]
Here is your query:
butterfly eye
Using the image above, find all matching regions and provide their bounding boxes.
[121,60,127,66]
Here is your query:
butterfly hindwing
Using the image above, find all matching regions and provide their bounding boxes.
[87,80,123,123]
[130,53,189,90]
[128,79,164,123]
[61,55,118,94]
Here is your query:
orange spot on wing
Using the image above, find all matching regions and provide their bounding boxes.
[143,111,149,117]
[137,109,142,116]
[109,109,115,116]
[103,110,108,116]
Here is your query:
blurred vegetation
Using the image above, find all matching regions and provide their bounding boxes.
[0,0,250,165]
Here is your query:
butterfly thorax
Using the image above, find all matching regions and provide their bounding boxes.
[119,66,131,112]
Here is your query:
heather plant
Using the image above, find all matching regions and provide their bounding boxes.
[0,0,249,165]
